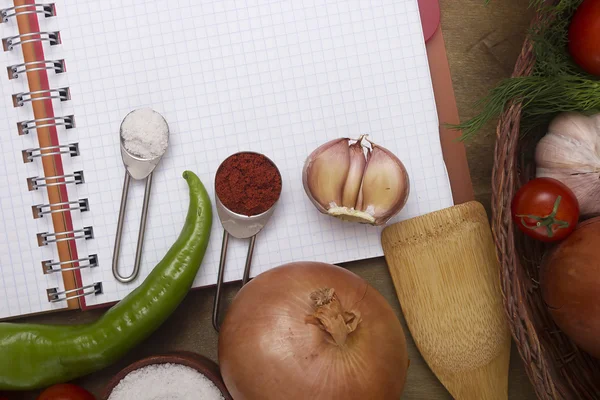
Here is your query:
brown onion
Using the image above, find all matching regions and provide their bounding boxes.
[218,262,409,400]
[541,217,600,359]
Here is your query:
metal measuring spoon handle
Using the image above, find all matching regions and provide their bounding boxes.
[212,232,256,332]
[112,171,153,283]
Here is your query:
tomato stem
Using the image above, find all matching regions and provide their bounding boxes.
[516,196,570,238]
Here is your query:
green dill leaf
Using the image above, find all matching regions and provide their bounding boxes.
[453,0,600,141]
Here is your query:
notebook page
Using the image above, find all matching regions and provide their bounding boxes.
[49,0,453,306]
[0,23,69,318]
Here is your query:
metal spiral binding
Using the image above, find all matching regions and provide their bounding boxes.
[17,115,75,135]
[36,226,94,247]
[22,143,79,163]
[5,7,100,304]
[1,3,56,23]
[8,59,65,80]
[27,170,84,191]
[2,31,60,51]
[42,254,98,274]
[32,198,89,219]
[12,87,70,107]
[47,282,103,303]
[0,3,103,303]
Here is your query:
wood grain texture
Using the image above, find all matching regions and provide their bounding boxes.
[9,1,541,398]
[382,202,511,400]
[439,0,535,216]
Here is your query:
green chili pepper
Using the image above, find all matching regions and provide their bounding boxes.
[0,171,212,391]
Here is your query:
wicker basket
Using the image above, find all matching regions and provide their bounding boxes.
[491,9,600,400]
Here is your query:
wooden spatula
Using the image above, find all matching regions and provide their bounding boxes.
[381,201,511,400]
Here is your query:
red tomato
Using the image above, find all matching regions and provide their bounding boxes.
[511,178,579,242]
[37,384,95,400]
[568,0,600,76]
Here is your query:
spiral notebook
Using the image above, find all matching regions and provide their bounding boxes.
[0,0,465,319]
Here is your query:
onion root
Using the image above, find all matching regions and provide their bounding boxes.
[306,288,362,346]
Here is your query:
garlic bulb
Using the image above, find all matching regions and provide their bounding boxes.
[535,112,600,216]
[302,136,409,225]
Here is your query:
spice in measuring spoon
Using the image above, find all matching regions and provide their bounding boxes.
[112,108,169,284]
[215,152,282,216]
[212,152,282,331]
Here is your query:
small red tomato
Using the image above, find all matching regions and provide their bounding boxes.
[37,384,95,400]
[568,0,600,76]
[511,177,579,242]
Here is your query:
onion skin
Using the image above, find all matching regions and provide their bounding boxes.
[218,262,409,400]
[541,217,600,359]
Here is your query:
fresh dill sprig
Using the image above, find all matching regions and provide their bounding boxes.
[529,0,586,77]
[455,0,599,140]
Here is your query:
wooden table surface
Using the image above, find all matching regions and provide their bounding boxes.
[12,1,539,398]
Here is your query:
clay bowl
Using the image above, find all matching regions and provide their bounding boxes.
[102,351,232,400]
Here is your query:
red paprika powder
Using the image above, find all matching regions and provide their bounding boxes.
[215,152,282,216]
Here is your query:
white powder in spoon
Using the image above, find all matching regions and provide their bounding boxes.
[121,108,169,160]
[108,363,226,400]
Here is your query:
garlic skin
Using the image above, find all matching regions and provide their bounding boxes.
[303,136,410,225]
[304,138,350,212]
[535,112,600,216]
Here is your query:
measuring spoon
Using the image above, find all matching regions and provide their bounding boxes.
[212,152,282,331]
[112,108,169,283]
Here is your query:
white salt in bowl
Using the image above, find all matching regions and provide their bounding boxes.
[102,351,232,400]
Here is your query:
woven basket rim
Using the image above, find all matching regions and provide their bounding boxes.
[491,5,600,400]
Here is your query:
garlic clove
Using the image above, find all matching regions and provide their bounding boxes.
[360,144,409,225]
[341,141,367,208]
[303,136,410,225]
[355,175,365,211]
[302,138,351,212]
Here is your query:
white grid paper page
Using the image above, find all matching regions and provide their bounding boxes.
[0,22,69,318]
[49,0,453,306]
